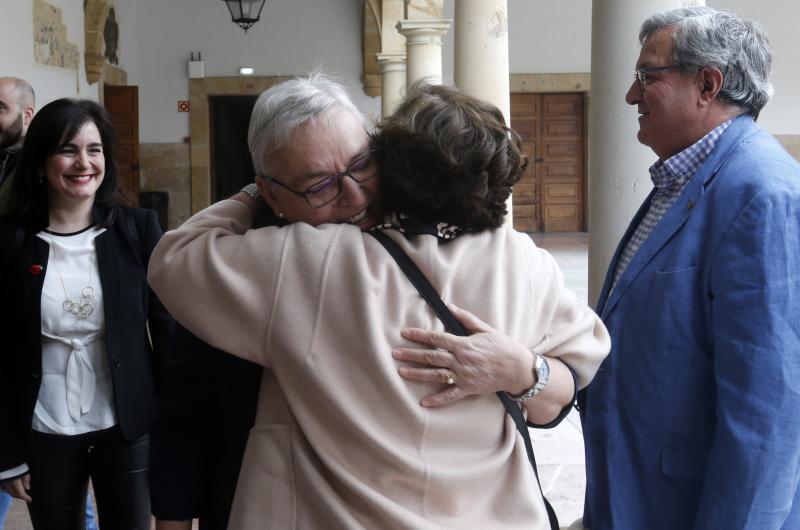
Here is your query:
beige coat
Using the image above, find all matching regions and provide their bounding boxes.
[148,200,609,530]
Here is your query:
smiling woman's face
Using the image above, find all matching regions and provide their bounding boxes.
[45,121,106,208]
[258,107,380,229]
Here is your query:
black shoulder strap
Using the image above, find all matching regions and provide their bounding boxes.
[369,231,559,530]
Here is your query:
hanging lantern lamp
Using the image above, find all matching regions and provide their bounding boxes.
[222,0,266,33]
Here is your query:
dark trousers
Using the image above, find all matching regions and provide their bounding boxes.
[27,426,150,530]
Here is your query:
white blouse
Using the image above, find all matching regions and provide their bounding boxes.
[34,225,117,435]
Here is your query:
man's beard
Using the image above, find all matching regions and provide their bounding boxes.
[0,112,23,150]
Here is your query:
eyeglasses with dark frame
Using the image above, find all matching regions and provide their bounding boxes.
[262,148,377,209]
[634,65,681,92]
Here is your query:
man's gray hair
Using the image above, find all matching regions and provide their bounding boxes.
[247,71,367,177]
[640,6,773,118]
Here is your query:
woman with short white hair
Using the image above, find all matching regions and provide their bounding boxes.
[149,80,609,529]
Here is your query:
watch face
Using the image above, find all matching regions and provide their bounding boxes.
[536,354,550,384]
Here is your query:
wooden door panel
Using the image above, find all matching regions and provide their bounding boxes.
[544,96,581,116]
[511,93,541,232]
[540,93,584,232]
[544,204,581,231]
[545,204,579,218]
[513,182,536,201]
[103,85,139,206]
[104,87,136,108]
[543,182,580,203]
[512,117,538,138]
[544,162,579,179]
[511,93,539,114]
[109,119,134,137]
[543,141,581,159]
[511,92,585,232]
[544,118,581,137]
[543,140,579,158]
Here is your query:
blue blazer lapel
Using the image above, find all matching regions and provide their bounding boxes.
[595,192,655,314]
[599,115,760,320]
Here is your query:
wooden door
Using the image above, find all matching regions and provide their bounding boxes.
[103,85,140,205]
[510,94,541,232]
[511,93,585,232]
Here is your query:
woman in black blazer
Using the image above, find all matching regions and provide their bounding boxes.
[0,99,173,529]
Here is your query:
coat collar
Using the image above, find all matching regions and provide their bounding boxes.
[596,114,760,318]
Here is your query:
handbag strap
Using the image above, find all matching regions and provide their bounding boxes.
[369,231,559,530]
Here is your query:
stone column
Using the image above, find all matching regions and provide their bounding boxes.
[396,19,452,87]
[588,0,704,304]
[376,0,407,116]
[376,53,406,116]
[453,0,512,222]
[453,0,510,122]
[380,0,406,53]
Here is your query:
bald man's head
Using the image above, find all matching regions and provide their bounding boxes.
[0,77,36,149]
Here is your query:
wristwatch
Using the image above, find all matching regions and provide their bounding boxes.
[241,183,262,201]
[509,351,551,402]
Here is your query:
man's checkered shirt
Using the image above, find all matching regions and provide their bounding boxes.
[611,118,734,290]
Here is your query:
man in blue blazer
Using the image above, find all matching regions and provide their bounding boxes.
[581,7,800,529]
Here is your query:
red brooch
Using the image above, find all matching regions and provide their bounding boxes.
[29,264,44,276]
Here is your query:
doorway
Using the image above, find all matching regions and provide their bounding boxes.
[510,92,586,232]
[209,95,259,202]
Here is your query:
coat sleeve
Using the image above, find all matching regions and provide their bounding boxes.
[147,199,344,368]
[695,185,800,528]
[525,238,610,391]
[0,221,29,473]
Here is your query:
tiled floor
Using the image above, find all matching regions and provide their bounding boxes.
[5,232,591,530]
[530,232,589,529]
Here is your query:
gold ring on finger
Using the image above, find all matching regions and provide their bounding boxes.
[441,370,455,385]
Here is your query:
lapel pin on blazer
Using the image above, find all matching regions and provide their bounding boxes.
[29,264,44,276]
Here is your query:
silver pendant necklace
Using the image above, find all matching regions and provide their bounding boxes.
[47,234,95,319]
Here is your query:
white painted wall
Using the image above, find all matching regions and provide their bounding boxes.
[507,1,592,74]
[136,0,381,143]
[0,0,98,106]
[710,0,800,134]
[115,0,140,86]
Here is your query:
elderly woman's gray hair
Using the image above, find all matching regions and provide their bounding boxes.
[247,72,367,177]
[641,6,773,119]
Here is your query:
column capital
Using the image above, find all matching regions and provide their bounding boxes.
[376,52,407,73]
[396,19,452,46]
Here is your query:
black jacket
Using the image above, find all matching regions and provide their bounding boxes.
[0,148,19,186]
[0,206,174,472]
[149,204,279,528]
[149,325,261,527]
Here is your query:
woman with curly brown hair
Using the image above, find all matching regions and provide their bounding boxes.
[149,80,609,530]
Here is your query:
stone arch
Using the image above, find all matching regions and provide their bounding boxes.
[84,0,110,84]
[362,0,382,96]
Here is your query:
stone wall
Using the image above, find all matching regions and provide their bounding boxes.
[139,143,191,229]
